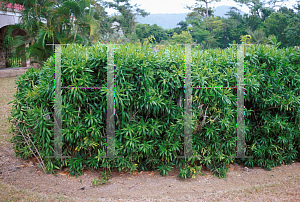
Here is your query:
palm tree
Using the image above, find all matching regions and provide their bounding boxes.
[246,28,267,45]
[3,0,110,67]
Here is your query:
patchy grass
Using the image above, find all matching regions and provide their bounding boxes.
[200,175,300,201]
[0,182,75,202]
[0,77,17,146]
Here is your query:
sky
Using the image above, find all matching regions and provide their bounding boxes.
[104,0,299,16]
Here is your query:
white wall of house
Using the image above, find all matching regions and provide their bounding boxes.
[0,11,47,29]
[0,11,22,29]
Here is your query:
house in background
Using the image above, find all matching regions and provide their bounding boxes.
[110,21,124,37]
[99,21,125,43]
[0,1,126,68]
[0,2,50,69]
[0,1,27,68]
[111,22,124,37]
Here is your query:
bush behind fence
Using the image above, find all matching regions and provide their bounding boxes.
[8,43,300,179]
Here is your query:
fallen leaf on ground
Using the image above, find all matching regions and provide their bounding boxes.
[58,171,68,175]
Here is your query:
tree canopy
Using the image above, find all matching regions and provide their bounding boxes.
[2,0,299,66]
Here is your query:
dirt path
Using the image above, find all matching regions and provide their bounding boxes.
[0,67,30,78]
[1,144,300,201]
[0,76,299,201]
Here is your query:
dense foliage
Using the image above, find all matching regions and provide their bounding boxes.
[169,0,300,49]
[1,0,149,67]
[2,0,300,70]
[9,43,300,179]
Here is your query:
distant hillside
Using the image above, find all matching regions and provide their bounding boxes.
[134,6,246,29]
[135,13,188,30]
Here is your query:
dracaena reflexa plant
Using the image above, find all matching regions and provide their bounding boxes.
[8,42,300,179]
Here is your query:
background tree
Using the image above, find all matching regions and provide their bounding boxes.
[3,0,109,65]
[173,21,189,35]
[222,7,248,46]
[3,0,148,67]
[134,23,168,44]
[170,31,194,45]
[262,12,289,45]
[245,28,267,44]
[293,0,300,12]
[282,12,300,46]
[174,0,298,49]
[260,7,275,21]
[103,0,149,40]
[185,0,221,18]
[182,0,225,48]
[203,16,225,48]
[233,0,287,18]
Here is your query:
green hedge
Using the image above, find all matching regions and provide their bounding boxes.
[9,43,300,179]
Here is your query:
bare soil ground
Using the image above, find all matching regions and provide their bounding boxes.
[0,67,30,78]
[0,75,299,201]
